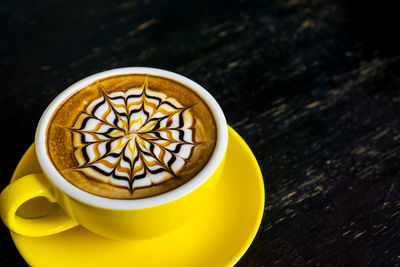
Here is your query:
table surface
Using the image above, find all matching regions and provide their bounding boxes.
[1,0,399,266]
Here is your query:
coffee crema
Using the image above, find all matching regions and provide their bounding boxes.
[46,74,217,199]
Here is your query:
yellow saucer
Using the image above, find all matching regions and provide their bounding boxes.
[10,126,265,267]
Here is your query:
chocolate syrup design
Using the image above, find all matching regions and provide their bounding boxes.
[68,79,196,192]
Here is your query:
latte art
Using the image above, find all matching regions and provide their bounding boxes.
[46,74,217,199]
[69,81,195,192]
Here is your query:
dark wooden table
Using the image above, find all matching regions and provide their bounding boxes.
[1,0,399,266]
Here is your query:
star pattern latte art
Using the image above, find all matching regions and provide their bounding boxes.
[68,81,196,192]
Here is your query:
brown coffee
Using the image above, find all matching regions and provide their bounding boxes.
[46,74,217,199]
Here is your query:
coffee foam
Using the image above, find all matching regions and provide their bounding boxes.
[47,74,216,199]
[71,80,195,192]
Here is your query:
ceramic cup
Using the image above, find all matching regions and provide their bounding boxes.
[0,67,228,240]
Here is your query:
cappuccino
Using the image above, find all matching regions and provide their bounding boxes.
[46,74,217,199]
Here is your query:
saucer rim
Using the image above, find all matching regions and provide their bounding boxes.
[225,126,265,266]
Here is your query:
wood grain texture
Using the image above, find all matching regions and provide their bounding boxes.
[1,0,399,266]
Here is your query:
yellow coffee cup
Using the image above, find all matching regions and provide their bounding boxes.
[0,67,228,240]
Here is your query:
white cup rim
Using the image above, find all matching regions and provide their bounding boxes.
[35,67,228,209]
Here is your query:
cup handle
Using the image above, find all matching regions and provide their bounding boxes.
[0,173,78,237]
